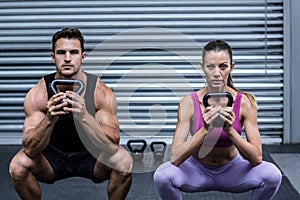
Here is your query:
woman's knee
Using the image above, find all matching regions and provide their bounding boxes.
[154,162,174,185]
[262,162,282,188]
[269,164,282,187]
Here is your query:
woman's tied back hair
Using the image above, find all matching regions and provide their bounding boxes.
[202,40,233,64]
[52,27,85,53]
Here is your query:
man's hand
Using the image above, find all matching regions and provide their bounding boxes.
[63,91,87,119]
[46,92,69,121]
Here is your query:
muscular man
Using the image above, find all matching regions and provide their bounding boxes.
[9,27,132,200]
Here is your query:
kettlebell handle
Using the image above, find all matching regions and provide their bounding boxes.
[127,139,147,153]
[203,92,233,108]
[50,79,85,95]
[150,141,166,152]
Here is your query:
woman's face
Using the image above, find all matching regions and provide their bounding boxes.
[202,50,234,91]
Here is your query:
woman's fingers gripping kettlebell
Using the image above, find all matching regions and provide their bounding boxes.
[203,106,222,126]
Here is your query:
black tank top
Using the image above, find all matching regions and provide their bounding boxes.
[44,72,98,152]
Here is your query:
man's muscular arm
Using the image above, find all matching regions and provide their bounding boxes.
[22,79,68,157]
[64,79,120,155]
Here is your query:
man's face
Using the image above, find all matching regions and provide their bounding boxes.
[51,38,86,78]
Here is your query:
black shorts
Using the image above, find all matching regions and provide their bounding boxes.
[42,145,102,184]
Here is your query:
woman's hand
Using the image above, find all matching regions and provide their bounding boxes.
[202,106,222,130]
[219,107,235,132]
[202,105,235,132]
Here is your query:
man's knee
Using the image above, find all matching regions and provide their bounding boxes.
[9,153,32,181]
[114,148,133,174]
[98,146,133,175]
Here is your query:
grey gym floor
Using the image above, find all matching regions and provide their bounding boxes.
[1,144,300,200]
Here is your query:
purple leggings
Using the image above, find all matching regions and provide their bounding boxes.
[154,155,282,200]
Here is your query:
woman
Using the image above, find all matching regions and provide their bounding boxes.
[154,40,282,200]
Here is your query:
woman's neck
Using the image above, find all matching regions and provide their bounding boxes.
[206,85,226,93]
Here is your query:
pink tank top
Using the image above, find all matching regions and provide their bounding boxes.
[190,92,243,147]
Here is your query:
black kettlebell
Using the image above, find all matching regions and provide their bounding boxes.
[150,141,167,161]
[203,92,233,127]
[50,79,85,110]
[127,139,147,161]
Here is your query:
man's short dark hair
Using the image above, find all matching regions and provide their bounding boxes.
[52,27,85,53]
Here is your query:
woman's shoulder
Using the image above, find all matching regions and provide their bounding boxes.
[226,87,256,107]
[181,89,206,104]
[180,93,194,107]
[238,91,258,122]
[239,91,257,109]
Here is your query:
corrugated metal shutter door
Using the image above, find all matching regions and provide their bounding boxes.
[0,0,283,144]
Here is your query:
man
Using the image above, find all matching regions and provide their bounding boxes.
[9,27,132,200]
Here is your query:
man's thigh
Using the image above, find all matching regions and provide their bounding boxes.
[11,148,56,183]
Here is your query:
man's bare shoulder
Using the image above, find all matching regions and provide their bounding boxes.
[94,78,114,96]
[94,78,117,109]
[24,78,48,113]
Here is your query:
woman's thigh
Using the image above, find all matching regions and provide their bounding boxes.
[215,156,279,193]
[155,157,216,192]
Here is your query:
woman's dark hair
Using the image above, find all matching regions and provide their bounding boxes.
[202,40,257,106]
[202,40,232,64]
[52,27,85,53]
